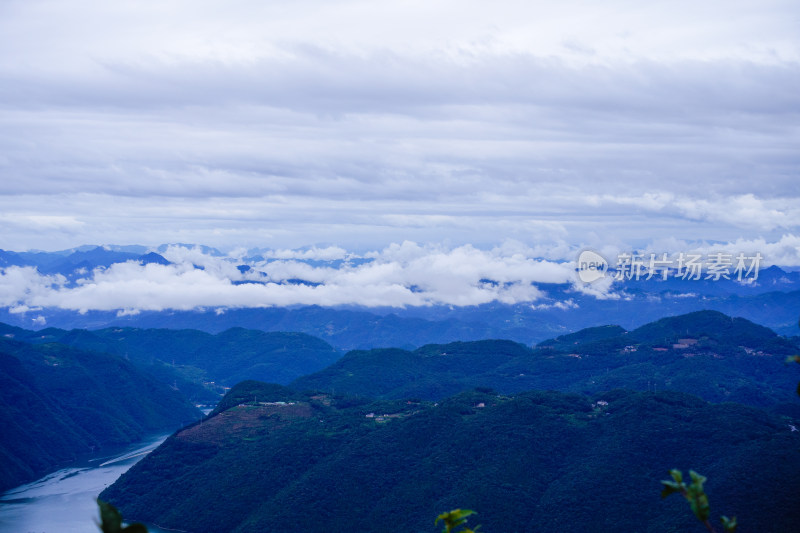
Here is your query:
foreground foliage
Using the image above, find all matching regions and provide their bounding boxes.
[97,500,147,533]
[95,499,478,533]
[661,470,736,532]
[436,509,480,533]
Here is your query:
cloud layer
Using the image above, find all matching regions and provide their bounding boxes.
[0,1,798,252]
[2,237,798,314]
[0,243,573,312]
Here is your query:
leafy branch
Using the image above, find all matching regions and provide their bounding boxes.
[97,500,482,533]
[96,499,148,533]
[436,509,480,533]
[661,470,736,532]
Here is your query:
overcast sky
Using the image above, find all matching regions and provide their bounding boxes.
[1,0,798,259]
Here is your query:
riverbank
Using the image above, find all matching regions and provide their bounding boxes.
[0,433,172,533]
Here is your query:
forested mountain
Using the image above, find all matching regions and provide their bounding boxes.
[0,323,341,402]
[2,290,799,349]
[4,310,794,413]
[5,307,799,530]
[0,338,200,492]
[101,382,800,532]
[291,311,800,409]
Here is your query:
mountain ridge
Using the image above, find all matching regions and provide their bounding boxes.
[100,384,800,532]
[0,337,201,492]
[291,311,800,409]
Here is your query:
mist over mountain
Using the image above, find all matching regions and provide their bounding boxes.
[1,244,799,349]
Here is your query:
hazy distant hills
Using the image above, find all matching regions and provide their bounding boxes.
[0,245,159,275]
[101,383,800,533]
[0,323,341,400]
[0,337,200,492]
[1,292,798,351]
[292,311,800,410]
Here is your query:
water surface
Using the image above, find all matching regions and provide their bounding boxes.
[0,434,175,533]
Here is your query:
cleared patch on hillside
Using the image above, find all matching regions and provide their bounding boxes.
[177,403,313,445]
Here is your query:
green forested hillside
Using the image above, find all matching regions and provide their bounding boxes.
[536,324,627,349]
[101,382,800,532]
[625,309,786,346]
[0,323,341,401]
[291,311,799,408]
[0,338,201,492]
[0,350,92,492]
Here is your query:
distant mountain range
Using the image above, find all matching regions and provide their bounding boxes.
[1,245,799,349]
[0,245,164,277]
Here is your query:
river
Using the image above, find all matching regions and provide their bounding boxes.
[0,433,175,533]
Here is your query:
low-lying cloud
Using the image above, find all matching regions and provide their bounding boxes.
[2,237,798,314]
[0,242,572,313]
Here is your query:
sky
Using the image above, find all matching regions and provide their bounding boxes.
[0,1,799,313]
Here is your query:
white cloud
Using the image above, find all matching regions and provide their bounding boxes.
[0,243,573,311]
[570,275,620,301]
[673,194,796,231]
[692,234,800,267]
[259,246,349,261]
[0,267,67,307]
[2,235,795,314]
[531,299,579,311]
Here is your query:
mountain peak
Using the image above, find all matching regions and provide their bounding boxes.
[628,310,777,345]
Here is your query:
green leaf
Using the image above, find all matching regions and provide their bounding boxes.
[662,469,737,530]
[436,509,476,533]
[97,499,148,533]
[721,515,738,532]
[672,471,710,522]
[687,488,710,522]
[688,470,706,487]
[660,480,682,499]
[97,499,124,533]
